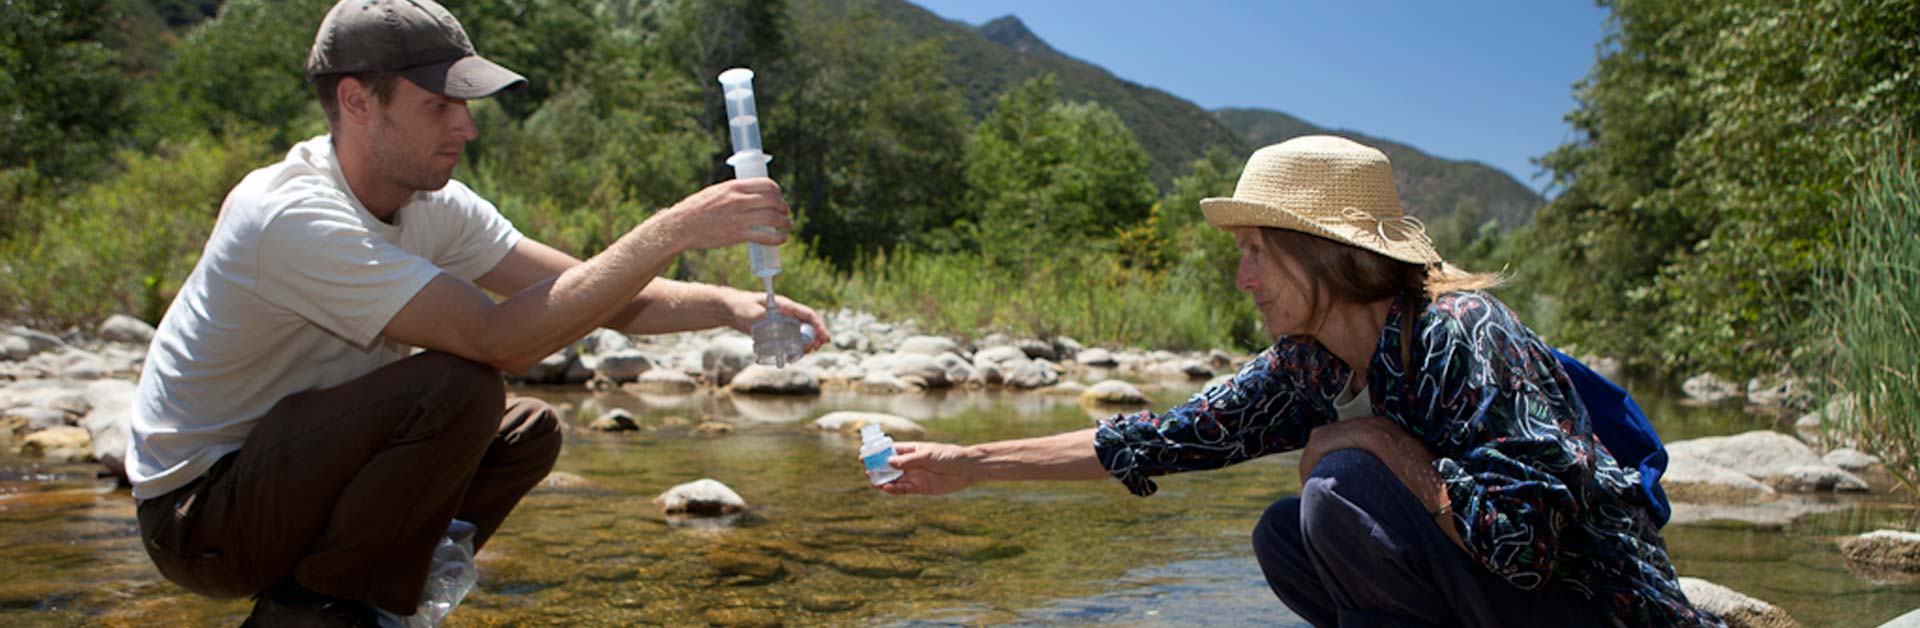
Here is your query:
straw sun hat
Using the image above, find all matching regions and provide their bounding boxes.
[1201,135,1442,265]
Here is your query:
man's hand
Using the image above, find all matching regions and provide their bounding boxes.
[655,178,792,251]
[877,442,980,495]
[725,291,831,352]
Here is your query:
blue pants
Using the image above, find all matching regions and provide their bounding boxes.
[1252,449,1608,628]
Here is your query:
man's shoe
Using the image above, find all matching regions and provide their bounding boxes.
[238,579,381,628]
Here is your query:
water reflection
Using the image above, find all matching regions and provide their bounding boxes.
[0,378,1917,627]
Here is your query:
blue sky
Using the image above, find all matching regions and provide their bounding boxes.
[909,1,1612,195]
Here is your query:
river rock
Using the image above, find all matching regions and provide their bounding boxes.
[654,478,746,516]
[1005,361,1060,389]
[593,350,653,382]
[1678,577,1799,628]
[704,549,785,583]
[1146,359,1213,380]
[587,408,639,432]
[824,551,922,579]
[629,368,698,393]
[1077,348,1117,367]
[0,334,29,361]
[1662,454,1777,504]
[970,362,1004,386]
[537,470,595,491]
[1081,380,1149,405]
[877,354,948,388]
[973,345,1030,370]
[96,314,155,345]
[729,365,820,395]
[1878,608,1920,628]
[1205,373,1235,390]
[81,379,133,484]
[1824,448,1880,472]
[511,350,571,384]
[7,326,65,355]
[1746,375,1811,411]
[1682,373,1743,403]
[579,328,635,355]
[1055,336,1082,360]
[856,372,908,394]
[811,411,924,439]
[1667,431,1867,492]
[944,362,976,387]
[701,337,755,385]
[695,421,735,437]
[1842,530,1920,573]
[1015,339,1056,361]
[1206,349,1234,369]
[19,426,92,462]
[896,335,959,356]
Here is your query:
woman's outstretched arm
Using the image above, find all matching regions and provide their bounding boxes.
[878,428,1111,495]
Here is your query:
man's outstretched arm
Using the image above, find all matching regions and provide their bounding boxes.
[382,179,792,373]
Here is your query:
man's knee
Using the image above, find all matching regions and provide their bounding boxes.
[502,397,564,466]
[402,352,505,446]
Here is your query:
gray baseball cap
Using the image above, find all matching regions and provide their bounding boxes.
[305,0,526,99]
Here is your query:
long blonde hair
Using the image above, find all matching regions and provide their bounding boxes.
[1259,227,1502,332]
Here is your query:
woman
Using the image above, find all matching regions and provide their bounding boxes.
[880,136,1722,628]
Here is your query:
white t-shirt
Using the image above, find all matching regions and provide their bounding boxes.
[1335,383,1371,421]
[128,135,522,500]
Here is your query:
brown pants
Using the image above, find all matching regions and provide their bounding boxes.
[136,352,564,615]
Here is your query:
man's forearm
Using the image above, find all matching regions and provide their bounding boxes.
[483,220,685,369]
[603,279,744,335]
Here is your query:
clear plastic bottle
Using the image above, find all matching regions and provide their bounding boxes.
[392,519,479,628]
[859,424,903,486]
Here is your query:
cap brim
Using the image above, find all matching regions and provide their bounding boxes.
[403,55,527,100]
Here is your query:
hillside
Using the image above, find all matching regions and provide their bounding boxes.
[1214,108,1544,227]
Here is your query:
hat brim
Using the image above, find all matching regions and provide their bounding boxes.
[403,55,527,100]
[1200,197,1444,265]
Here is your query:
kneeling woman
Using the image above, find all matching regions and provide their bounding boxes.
[881,136,1723,628]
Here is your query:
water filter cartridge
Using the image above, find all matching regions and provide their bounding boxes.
[859,424,903,486]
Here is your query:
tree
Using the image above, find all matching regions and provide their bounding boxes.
[0,0,132,180]
[963,76,1157,268]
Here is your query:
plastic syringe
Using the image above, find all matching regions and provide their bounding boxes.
[719,67,809,367]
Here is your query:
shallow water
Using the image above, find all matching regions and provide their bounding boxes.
[0,376,1915,626]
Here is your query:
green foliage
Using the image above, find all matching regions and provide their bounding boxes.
[0,130,275,326]
[1823,140,1920,498]
[963,76,1157,268]
[0,0,134,180]
[1530,0,1920,376]
[135,0,332,147]
[768,4,970,267]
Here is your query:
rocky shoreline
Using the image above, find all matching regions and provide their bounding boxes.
[4,311,1918,627]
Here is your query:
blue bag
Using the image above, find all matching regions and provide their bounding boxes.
[1549,348,1672,527]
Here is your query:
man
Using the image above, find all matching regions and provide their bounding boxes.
[128,1,827,625]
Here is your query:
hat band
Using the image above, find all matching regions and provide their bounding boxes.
[1337,207,1433,250]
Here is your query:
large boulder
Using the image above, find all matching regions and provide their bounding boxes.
[1,334,30,361]
[97,314,155,345]
[1823,448,1881,472]
[810,411,924,439]
[7,326,65,355]
[587,408,639,432]
[729,365,821,395]
[579,328,634,355]
[855,372,909,395]
[1666,431,1867,493]
[875,354,949,388]
[1662,455,1776,504]
[510,351,571,384]
[1015,339,1056,361]
[972,345,1030,371]
[653,478,746,516]
[1678,577,1799,628]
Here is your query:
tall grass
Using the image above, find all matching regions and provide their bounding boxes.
[688,240,1261,351]
[1824,140,1920,497]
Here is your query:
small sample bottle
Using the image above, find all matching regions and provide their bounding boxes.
[859,424,903,486]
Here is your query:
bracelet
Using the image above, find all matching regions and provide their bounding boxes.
[1429,502,1452,518]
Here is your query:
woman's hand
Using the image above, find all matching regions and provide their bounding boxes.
[1300,417,1463,550]
[877,442,980,495]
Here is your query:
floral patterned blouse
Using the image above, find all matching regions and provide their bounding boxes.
[1093,291,1723,628]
